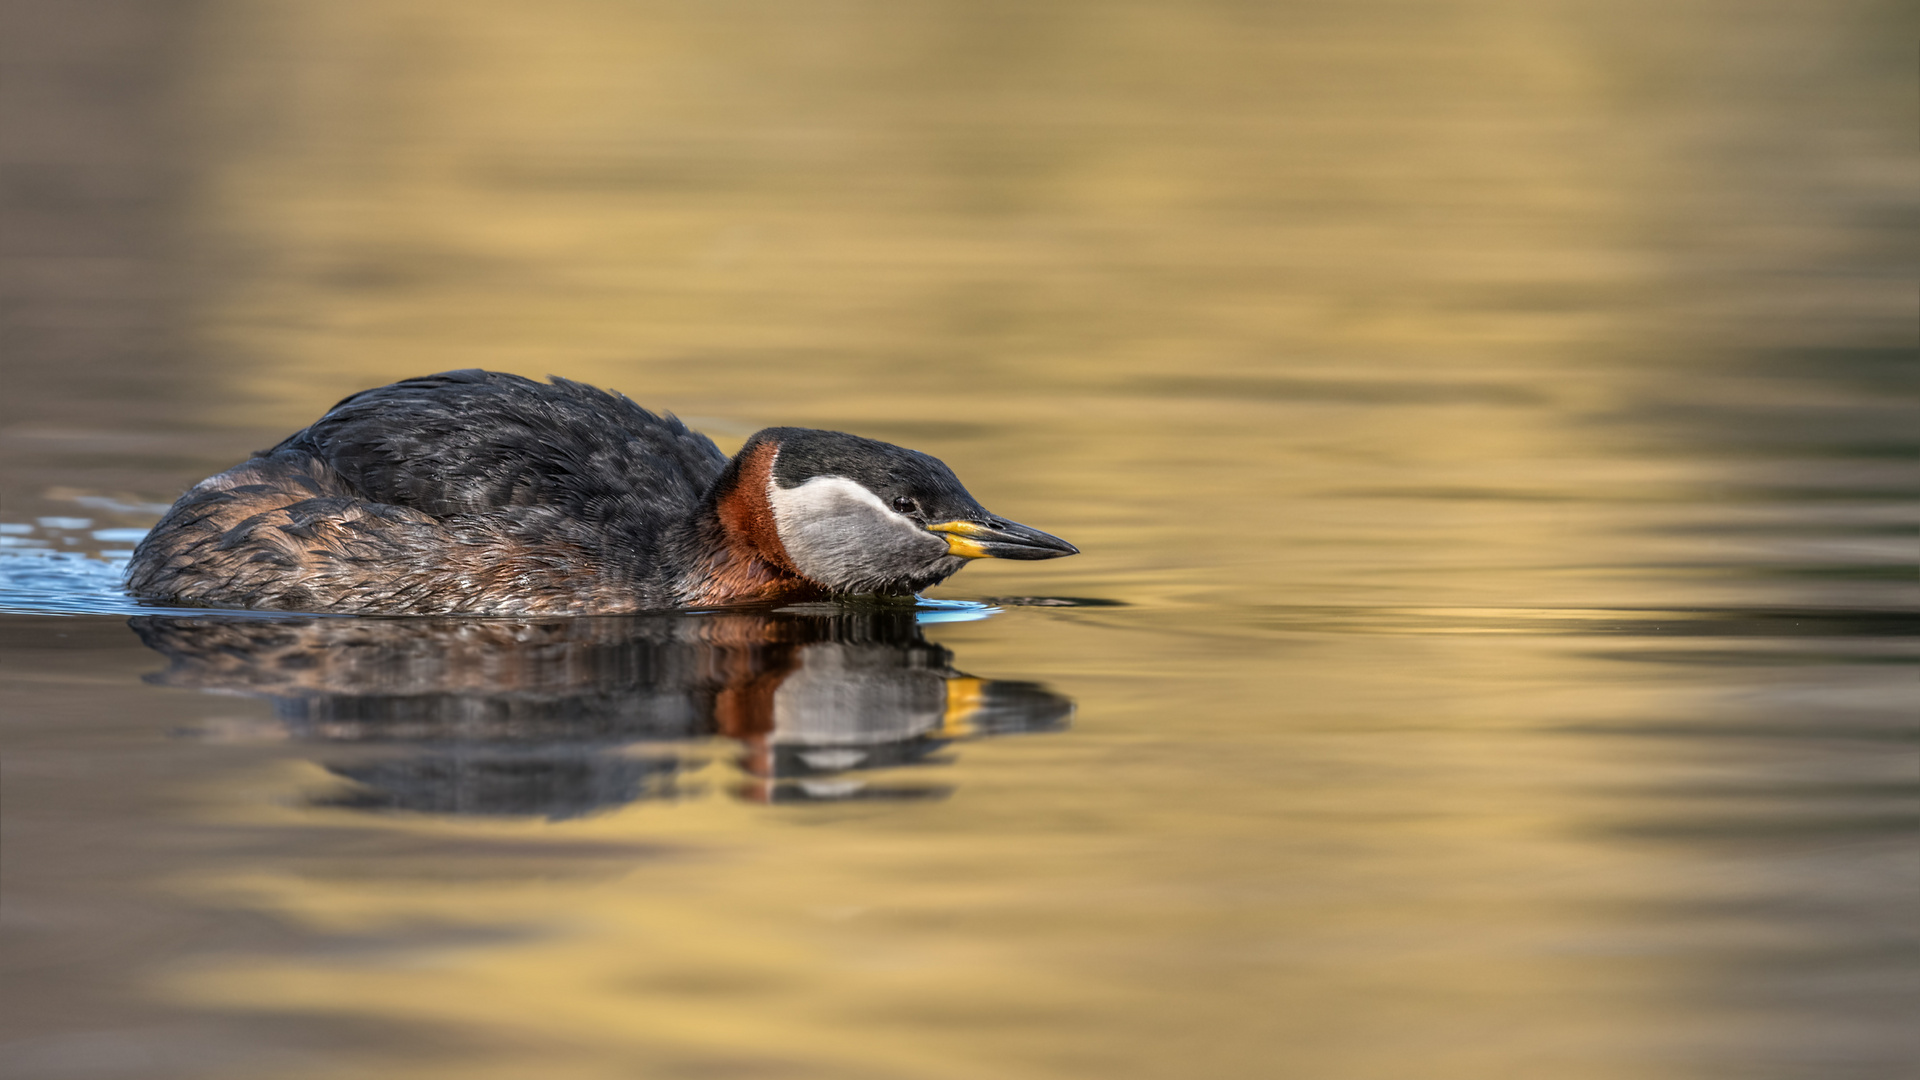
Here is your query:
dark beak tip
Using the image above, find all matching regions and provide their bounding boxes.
[992,530,1078,560]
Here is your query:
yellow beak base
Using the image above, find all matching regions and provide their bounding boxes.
[928,520,993,560]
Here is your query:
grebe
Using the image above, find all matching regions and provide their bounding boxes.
[126,370,1077,614]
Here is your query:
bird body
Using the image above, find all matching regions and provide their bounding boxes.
[127,371,1076,614]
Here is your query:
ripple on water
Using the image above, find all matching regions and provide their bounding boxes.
[0,548,147,615]
[0,518,218,616]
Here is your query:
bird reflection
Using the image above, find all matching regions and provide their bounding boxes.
[130,609,1071,817]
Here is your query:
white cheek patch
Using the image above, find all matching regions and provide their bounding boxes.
[767,475,947,592]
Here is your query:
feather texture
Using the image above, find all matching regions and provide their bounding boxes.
[126,370,1067,614]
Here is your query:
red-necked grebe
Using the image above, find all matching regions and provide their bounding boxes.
[126,370,1077,615]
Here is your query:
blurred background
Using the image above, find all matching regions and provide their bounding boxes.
[0,1,1914,1078]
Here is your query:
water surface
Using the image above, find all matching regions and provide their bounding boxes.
[1,2,1914,1078]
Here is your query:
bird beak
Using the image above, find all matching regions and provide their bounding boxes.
[926,518,1079,560]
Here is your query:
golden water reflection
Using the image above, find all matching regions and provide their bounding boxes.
[0,0,1912,1077]
[128,605,1911,1080]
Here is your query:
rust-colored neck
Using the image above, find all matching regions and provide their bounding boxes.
[715,440,797,575]
[684,439,823,605]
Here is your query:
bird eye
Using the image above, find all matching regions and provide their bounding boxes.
[890,496,920,515]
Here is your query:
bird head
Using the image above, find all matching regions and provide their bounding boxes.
[716,427,1077,597]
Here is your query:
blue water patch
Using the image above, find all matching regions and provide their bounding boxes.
[773,598,1003,624]
[0,548,149,615]
[911,598,1003,624]
[0,515,152,614]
